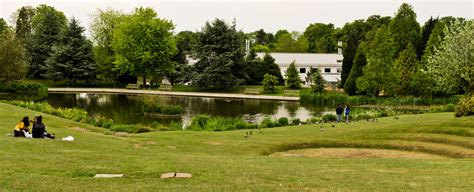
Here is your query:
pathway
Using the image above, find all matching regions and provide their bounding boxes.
[48,88,300,101]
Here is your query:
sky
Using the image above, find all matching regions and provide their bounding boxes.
[1,0,473,35]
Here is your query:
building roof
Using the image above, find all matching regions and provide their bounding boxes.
[256,52,343,67]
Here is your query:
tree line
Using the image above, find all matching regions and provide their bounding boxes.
[0,3,471,96]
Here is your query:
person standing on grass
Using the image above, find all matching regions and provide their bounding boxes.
[345,105,351,123]
[336,104,343,123]
[13,117,31,137]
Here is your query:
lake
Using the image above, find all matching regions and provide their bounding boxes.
[40,93,331,126]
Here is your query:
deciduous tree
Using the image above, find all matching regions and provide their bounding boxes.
[0,29,28,82]
[112,7,177,86]
[389,3,421,57]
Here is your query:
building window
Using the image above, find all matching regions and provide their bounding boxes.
[324,68,331,73]
[299,68,306,74]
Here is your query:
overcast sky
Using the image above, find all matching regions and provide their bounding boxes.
[1,0,473,35]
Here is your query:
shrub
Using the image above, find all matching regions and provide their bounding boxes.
[142,103,184,115]
[455,95,474,117]
[322,114,337,122]
[168,121,183,131]
[110,124,151,133]
[262,74,278,94]
[291,118,301,125]
[187,115,254,131]
[260,117,275,128]
[56,108,88,122]
[306,117,322,124]
[0,82,48,93]
[278,117,289,126]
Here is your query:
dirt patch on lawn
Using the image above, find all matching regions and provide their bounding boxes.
[133,141,156,148]
[202,141,223,145]
[69,127,89,132]
[271,148,447,159]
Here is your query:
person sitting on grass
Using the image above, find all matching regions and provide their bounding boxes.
[13,116,31,137]
[32,116,55,139]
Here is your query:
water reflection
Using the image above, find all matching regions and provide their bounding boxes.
[45,93,330,126]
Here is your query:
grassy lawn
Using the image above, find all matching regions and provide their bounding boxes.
[0,102,473,191]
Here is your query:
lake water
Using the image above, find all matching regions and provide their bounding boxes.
[43,93,331,126]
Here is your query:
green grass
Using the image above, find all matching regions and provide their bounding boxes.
[0,102,473,191]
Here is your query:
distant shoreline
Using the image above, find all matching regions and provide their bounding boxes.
[48,88,300,102]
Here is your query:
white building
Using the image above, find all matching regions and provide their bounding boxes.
[256,52,343,87]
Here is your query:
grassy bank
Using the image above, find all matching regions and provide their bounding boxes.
[0,102,473,191]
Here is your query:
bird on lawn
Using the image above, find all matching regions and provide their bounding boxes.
[320,125,324,132]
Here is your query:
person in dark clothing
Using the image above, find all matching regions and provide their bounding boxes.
[336,104,344,123]
[14,116,31,137]
[32,116,55,139]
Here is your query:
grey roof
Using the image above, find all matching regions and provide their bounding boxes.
[256,52,343,67]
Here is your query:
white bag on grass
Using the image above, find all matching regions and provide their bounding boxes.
[62,136,74,141]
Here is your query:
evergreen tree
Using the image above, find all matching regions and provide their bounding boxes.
[262,53,284,85]
[285,61,301,89]
[15,6,35,43]
[192,19,246,88]
[27,4,67,78]
[243,49,265,85]
[389,3,421,57]
[418,17,439,59]
[310,68,326,93]
[0,29,28,82]
[262,73,278,94]
[344,48,367,95]
[357,26,399,96]
[396,43,419,95]
[44,18,95,85]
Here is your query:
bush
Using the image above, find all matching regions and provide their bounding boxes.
[110,124,151,133]
[260,117,275,128]
[322,114,337,122]
[168,121,183,131]
[262,74,279,94]
[0,82,48,93]
[187,115,254,131]
[291,118,301,125]
[455,95,474,117]
[278,117,289,126]
[306,117,322,124]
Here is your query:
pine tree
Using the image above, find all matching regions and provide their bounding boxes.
[262,53,284,85]
[262,73,278,94]
[418,17,439,59]
[285,61,301,89]
[310,68,326,93]
[44,18,95,85]
[344,48,367,95]
[27,5,67,78]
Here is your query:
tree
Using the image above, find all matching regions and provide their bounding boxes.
[274,32,308,53]
[192,19,246,88]
[418,17,439,59]
[90,8,125,83]
[340,19,371,87]
[310,68,326,93]
[389,3,421,57]
[262,53,284,85]
[243,49,264,85]
[43,18,96,85]
[0,18,7,36]
[27,4,67,78]
[112,7,177,86]
[422,17,461,66]
[357,26,399,96]
[0,29,28,82]
[285,61,301,89]
[15,6,35,43]
[427,20,473,95]
[304,23,337,53]
[262,74,278,94]
[166,31,197,85]
[395,43,419,95]
[344,48,367,95]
